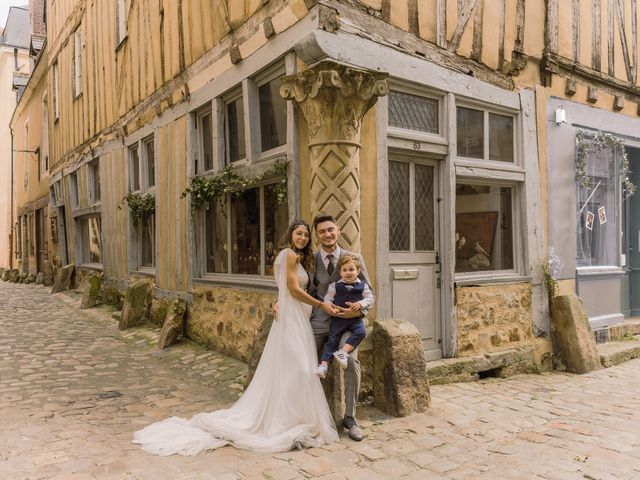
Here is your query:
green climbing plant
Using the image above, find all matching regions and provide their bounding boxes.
[182,159,289,214]
[119,192,156,227]
[575,129,636,197]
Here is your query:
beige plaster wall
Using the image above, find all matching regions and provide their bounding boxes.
[456,283,534,357]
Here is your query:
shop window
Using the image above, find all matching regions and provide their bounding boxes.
[88,159,100,204]
[143,135,155,187]
[457,107,514,162]
[576,144,618,267]
[128,135,156,270]
[455,183,514,273]
[225,94,246,164]
[139,213,155,268]
[70,172,79,208]
[196,108,214,172]
[129,144,140,191]
[204,184,288,276]
[388,90,439,134]
[81,215,102,264]
[259,77,287,152]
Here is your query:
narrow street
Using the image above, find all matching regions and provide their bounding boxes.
[1,281,639,480]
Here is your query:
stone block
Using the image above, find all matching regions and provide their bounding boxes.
[119,280,152,330]
[26,273,36,284]
[0,268,4,279]
[550,294,601,374]
[80,274,102,309]
[8,269,19,283]
[35,272,44,284]
[1,269,10,281]
[149,297,172,327]
[43,262,54,286]
[51,265,75,293]
[157,299,187,349]
[18,273,28,283]
[372,318,430,417]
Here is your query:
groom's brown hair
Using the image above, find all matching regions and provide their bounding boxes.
[312,212,336,231]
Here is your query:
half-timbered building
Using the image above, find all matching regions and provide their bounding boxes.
[40,0,640,379]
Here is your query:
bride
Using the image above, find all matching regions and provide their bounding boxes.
[133,220,339,455]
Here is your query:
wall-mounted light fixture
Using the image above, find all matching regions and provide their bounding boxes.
[555,106,567,125]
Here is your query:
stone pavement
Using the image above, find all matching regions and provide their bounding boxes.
[1,281,639,480]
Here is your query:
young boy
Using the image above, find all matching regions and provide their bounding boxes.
[316,255,374,378]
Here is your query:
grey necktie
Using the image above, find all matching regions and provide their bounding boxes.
[326,254,335,276]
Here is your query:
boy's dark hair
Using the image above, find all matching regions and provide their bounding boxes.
[339,254,360,270]
[312,212,336,231]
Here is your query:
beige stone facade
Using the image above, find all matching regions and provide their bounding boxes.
[456,283,533,357]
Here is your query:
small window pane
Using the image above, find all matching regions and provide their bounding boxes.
[231,188,260,274]
[415,164,435,251]
[388,91,439,133]
[145,137,155,187]
[455,183,513,272]
[456,107,484,159]
[259,78,287,152]
[489,113,514,162]
[90,162,100,202]
[200,112,214,172]
[130,146,140,191]
[389,161,410,251]
[264,187,289,276]
[206,199,228,273]
[140,212,155,268]
[226,97,246,163]
[83,216,102,264]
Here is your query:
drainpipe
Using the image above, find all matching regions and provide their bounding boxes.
[9,126,14,269]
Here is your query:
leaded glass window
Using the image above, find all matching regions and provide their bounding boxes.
[389,160,410,251]
[388,91,439,134]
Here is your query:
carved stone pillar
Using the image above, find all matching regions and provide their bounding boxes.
[281,61,388,252]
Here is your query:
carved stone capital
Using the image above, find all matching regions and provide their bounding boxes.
[280,61,388,253]
[280,60,388,145]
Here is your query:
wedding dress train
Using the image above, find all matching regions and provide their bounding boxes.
[133,249,338,455]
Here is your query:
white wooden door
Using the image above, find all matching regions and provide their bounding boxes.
[388,155,441,360]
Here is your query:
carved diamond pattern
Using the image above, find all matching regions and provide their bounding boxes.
[340,216,360,250]
[319,153,346,180]
[415,164,435,251]
[319,194,345,216]
[388,161,410,251]
[388,91,439,133]
[338,173,359,201]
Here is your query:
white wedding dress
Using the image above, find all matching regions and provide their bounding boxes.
[133,249,338,455]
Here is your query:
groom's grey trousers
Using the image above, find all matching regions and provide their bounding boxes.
[308,250,372,419]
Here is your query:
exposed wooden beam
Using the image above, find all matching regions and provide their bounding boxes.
[448,0,479,52]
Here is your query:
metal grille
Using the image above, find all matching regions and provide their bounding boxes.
[388,91,439,133]
[389,161,410,251]
[414,164,435,251]
[594,329,610,344]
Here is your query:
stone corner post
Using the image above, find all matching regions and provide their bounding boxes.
[281,60,388,252]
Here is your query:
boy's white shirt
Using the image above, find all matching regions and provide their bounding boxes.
[323,279,375,310]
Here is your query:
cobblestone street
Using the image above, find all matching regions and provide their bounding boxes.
[1,281,639,480]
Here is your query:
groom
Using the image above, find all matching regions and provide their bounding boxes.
[308,213,373,442]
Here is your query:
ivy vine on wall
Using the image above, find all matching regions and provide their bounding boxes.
[119,192,156,227]
[181,159,289,214]
[575,129,636,197]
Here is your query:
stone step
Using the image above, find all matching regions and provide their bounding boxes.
[425,345,541,385]
[597,335,640,368]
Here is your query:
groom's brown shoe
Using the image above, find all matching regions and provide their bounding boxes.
[343,416,363,441]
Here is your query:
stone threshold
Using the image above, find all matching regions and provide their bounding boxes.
[425,346,540,385]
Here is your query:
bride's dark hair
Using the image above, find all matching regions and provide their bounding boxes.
[279,220,314,272]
